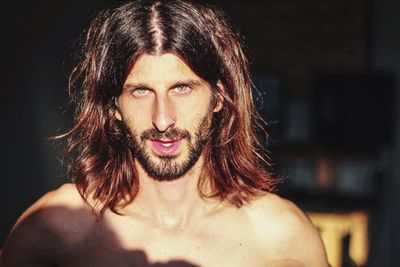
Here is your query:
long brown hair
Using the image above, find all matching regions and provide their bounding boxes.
[63,0,279,214]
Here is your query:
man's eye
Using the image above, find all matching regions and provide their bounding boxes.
[132,88,151,97]
[173,85,191,94]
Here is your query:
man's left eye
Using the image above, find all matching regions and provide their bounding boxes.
[173,85,191,94]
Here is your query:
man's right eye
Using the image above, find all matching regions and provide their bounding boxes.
[131,88,151,97]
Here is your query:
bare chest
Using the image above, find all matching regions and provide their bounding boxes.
[56,217,266,267]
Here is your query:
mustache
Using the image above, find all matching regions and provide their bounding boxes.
[140,128,191,142]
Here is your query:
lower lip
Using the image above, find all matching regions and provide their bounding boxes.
[151,140,182,155]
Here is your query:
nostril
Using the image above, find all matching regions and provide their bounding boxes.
[152,108,175,132]
[152,112,176,132]
[152,119,176,133]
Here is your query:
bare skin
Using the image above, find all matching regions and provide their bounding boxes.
[0,183,327,267]
[0,54,328,266]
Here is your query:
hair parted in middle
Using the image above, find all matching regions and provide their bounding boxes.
[64,0,279,214]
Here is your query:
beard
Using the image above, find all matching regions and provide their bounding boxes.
[121,112,213,181]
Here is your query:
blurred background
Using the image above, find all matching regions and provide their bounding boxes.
[1,0,399,266]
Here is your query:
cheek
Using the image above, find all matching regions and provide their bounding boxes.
[120,102,153,126]
[176,109,211,133]
[123,113,150,133]
[176,92,212,116]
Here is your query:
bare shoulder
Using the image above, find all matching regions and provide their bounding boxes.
[244,192,313,233]
[0,183,95,267]
[242,192,329,267]
[27,183,86,211]
[15,183,93,234]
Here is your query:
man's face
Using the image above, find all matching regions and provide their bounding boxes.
[115,53,222,180]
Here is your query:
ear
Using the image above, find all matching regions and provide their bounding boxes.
[213,81,224,112]
[114,97,123,121]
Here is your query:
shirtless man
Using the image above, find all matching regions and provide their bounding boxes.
[0,1,328,266]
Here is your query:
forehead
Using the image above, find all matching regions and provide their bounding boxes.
[125,53,203,85]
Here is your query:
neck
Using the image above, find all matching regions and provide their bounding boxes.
[124,157,219,230]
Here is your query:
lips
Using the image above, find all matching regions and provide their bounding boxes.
[151,139,182,155]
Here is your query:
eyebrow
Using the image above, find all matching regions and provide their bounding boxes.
[123,79,205,91]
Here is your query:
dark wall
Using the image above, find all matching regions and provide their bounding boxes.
[370,0,400,265]
[0,0,113,246]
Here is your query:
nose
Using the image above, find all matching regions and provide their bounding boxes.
[152,95,176,132]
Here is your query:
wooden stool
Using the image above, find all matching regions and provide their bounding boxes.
[307,211,368,267]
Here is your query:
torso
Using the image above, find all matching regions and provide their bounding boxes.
[7,184,320,267]
[57,211,265,267]
[48,185,306,267]
[53,195,290,267]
